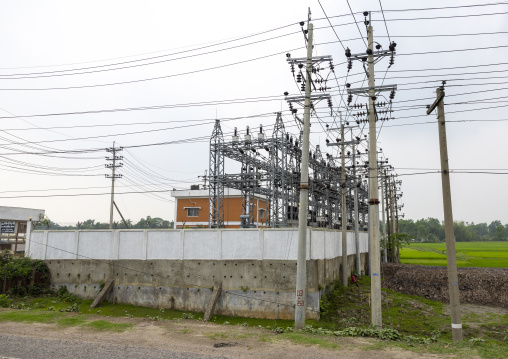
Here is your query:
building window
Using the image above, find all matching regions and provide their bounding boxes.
[186,208,199,217]
[259,209,266,218]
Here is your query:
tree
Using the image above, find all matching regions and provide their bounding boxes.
[493,225,507,241]
[470,222,489,241]
[33,214,51,230]
[383,233,413,263]
[453,221,473,242]
[489,220,502,237]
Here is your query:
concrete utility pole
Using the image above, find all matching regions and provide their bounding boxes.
[384,168,391,241]
[345,10,397,328]
[340,123,348,286]
[353,142,360,276]
[389,176,396,241]
[106,142,123,229]
[366,19,382,328]
[295,22,314,331]
[380,169,387,262]
[393,183,400,262]
[426,86,462,341]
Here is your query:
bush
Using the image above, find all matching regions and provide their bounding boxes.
[57,285,78,302]
[8,285,27,296]
[0,250,50,296]
[0,294,11,308]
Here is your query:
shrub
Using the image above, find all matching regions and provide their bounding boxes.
[8,285,27,296]
[0,294,11,308]
[0,250,50,296]
[57,286,78,302]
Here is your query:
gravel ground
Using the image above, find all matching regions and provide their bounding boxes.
[0,316,453,359]
[0,334,228,359]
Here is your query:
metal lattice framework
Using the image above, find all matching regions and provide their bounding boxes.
[208,114,370,229]
[209,119,225,228]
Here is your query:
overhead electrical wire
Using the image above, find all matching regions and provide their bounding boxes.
[0,31,302,80]
[378,0,391,43]
[0,21,300,72]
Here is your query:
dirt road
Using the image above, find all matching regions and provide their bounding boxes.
[0,316,453,359]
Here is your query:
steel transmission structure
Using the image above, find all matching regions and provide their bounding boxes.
[207,113,370,229]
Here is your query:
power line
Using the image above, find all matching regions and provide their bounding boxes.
[0,47,305,91]
[346,0,367,47]
[366,11,508,23]
[369,2,508,13]
[378,0,391,43]
[0,30,301,80]
[317,0,345,50]
[0,22,299,72]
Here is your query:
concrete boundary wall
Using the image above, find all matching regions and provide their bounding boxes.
[27,228,369,261]
[46,254,368,320]
[29,228,369,320]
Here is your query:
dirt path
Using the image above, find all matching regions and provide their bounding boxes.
[0,315,458,359]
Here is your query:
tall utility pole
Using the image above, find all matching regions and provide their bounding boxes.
[340,123,348,286]
[352,142,360,276]
[326,122,359,281]
[106,142,123,229]
[366,16,382,328]
[426,86,462,341]
[294,21,314,331]
[380,168,387,262]
[393,181,400,262]
[384,168,391,241]
[345,11,396,327]
[389,176,396,241]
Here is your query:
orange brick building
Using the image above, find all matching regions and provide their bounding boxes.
[171,187,268,228]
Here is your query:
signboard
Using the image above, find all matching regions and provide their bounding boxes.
[1,221,15,233]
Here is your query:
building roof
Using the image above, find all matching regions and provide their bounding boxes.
[171,188,266,200]
[0,206,45,221]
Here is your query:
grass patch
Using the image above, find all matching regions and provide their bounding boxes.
[205,332,229,340]
[315,276,508,358]
[0,307,132,333]
[57,315,87,327]
[83,320,133,332]
[0,310,64,324]
[401,241,508,268]
[280,332,340,349]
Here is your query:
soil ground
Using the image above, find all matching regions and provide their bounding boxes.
[0,312,455,359]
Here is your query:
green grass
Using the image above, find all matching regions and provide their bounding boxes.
[279,332,340,349]
[317,276,508,358]
[400,241,508,268]
[0,309,131,332]
[2,288,507,358]
[83,320,133,332]
[57,315,88,327]
[0,310,64,324]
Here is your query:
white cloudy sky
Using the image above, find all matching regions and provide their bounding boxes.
[0,0,506,225]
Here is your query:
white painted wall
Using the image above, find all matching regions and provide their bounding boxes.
[27,228,369,261]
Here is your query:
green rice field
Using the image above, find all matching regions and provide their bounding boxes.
[400,241,508,268]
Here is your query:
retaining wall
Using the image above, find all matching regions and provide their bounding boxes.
[27,228,369,319]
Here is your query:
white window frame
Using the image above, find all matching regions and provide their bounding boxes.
[186,207,199,217]
[258,209,266,219]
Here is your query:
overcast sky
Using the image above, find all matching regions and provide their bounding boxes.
[0,0,507,226]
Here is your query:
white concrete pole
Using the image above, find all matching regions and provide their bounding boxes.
[353,144,360,275]
[109,142,116,229]
[393,181,400,262]
[294,23,314,330]
[435,87,463,341]
[380,170,387,262]
[367,23,382,327]
[341,124,348,286]
[389,175,396,260]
